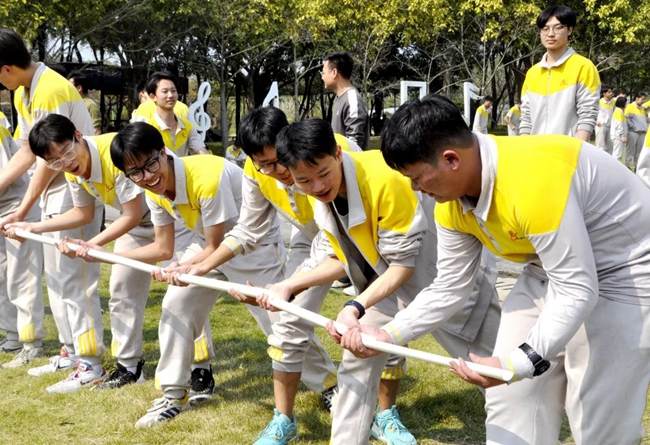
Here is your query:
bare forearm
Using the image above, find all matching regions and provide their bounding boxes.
[193,244,235,275]
[355,265,413,309]
[576,129,591,142]
[88,213,140,247]
[283,257,346,293]
[31,207,90,233]
[118,242,172,264]
[180,244,218,266]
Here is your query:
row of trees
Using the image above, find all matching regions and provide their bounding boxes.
[3,0,650,144]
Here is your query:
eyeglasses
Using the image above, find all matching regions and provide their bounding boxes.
[255,160,279,175]
[46,139,77,170]
[320,68,333,77]
[540,24,567,35]
[126,151,163,182]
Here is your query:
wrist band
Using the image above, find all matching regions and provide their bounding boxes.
[343,300,365,319]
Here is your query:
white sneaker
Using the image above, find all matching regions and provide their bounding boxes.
[45,360,107,393]
[343,285,357,296]
[28,347,77,377]
[135,395,190,428]
[1,345,43,369]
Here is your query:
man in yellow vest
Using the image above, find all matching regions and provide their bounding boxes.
[353,94,650,445]
[472,95,492,134]
[142,72,207,157]
[595,85,614,153]
[131,77,189,122]
[504,101,521,136]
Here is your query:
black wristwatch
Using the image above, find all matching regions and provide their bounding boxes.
[343,300,365,319]
[518,343,550,376]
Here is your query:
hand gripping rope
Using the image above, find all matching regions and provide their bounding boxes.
[14,228,514,381]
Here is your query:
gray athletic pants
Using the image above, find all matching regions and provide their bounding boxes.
[268,228,339,391]
[108,225,155,367]
[46,204,104,363]
[486,272,650,445]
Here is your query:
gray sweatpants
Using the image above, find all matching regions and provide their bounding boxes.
[331,288,501,444]
[0,224,44,344]
[595,125,613,154]
[156,239,289,395]
[46,204,105,363]
[485,272,650,445]
[626,131,646,169]
[612,138,626,164]
[268,228,339,391]
[108,225,155,367]
[0,235,15,341]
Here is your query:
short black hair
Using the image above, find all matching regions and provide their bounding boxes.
[614,87,629,96]
[238,107,289,157]
[637,91,648,98]
[0,28,32,69]
[381,94,474,171]
[483,96,493,103]
[615,97,627,109]
[275,119,338,169]
[601,85,612,94]
[145,71,178,96]
[68,70,90,94]
[536,5,577,29]
[28,114,77,158]
[323,51,354,80]
[111,122,164,172]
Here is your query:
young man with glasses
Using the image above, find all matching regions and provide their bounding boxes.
[6,114,157,391]
[0,28,102,375]
[108,122,289,427]
[519,5,600,140]
[167,108,362,444]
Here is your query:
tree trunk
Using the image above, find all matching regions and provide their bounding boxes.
[220,80,229,148]
[294,43,300,121]
[235,77,242,136]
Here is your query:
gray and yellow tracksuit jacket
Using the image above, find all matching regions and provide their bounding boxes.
[383,132,650,382]
[314,150,496,342]
[520,48,600,136]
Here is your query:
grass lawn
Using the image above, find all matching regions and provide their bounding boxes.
[0,260,648,444]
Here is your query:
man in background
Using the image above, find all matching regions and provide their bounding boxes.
[322,51,371,150]
[68,70,101,135]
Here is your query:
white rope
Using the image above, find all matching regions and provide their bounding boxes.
[14,228,514,381]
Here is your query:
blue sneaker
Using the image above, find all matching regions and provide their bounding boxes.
[254,408,298,444]
[370,405,417,445]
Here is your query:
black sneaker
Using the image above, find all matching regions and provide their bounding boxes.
[189,365,215,405]
[322,385,338,413]
[92,359,145,390]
